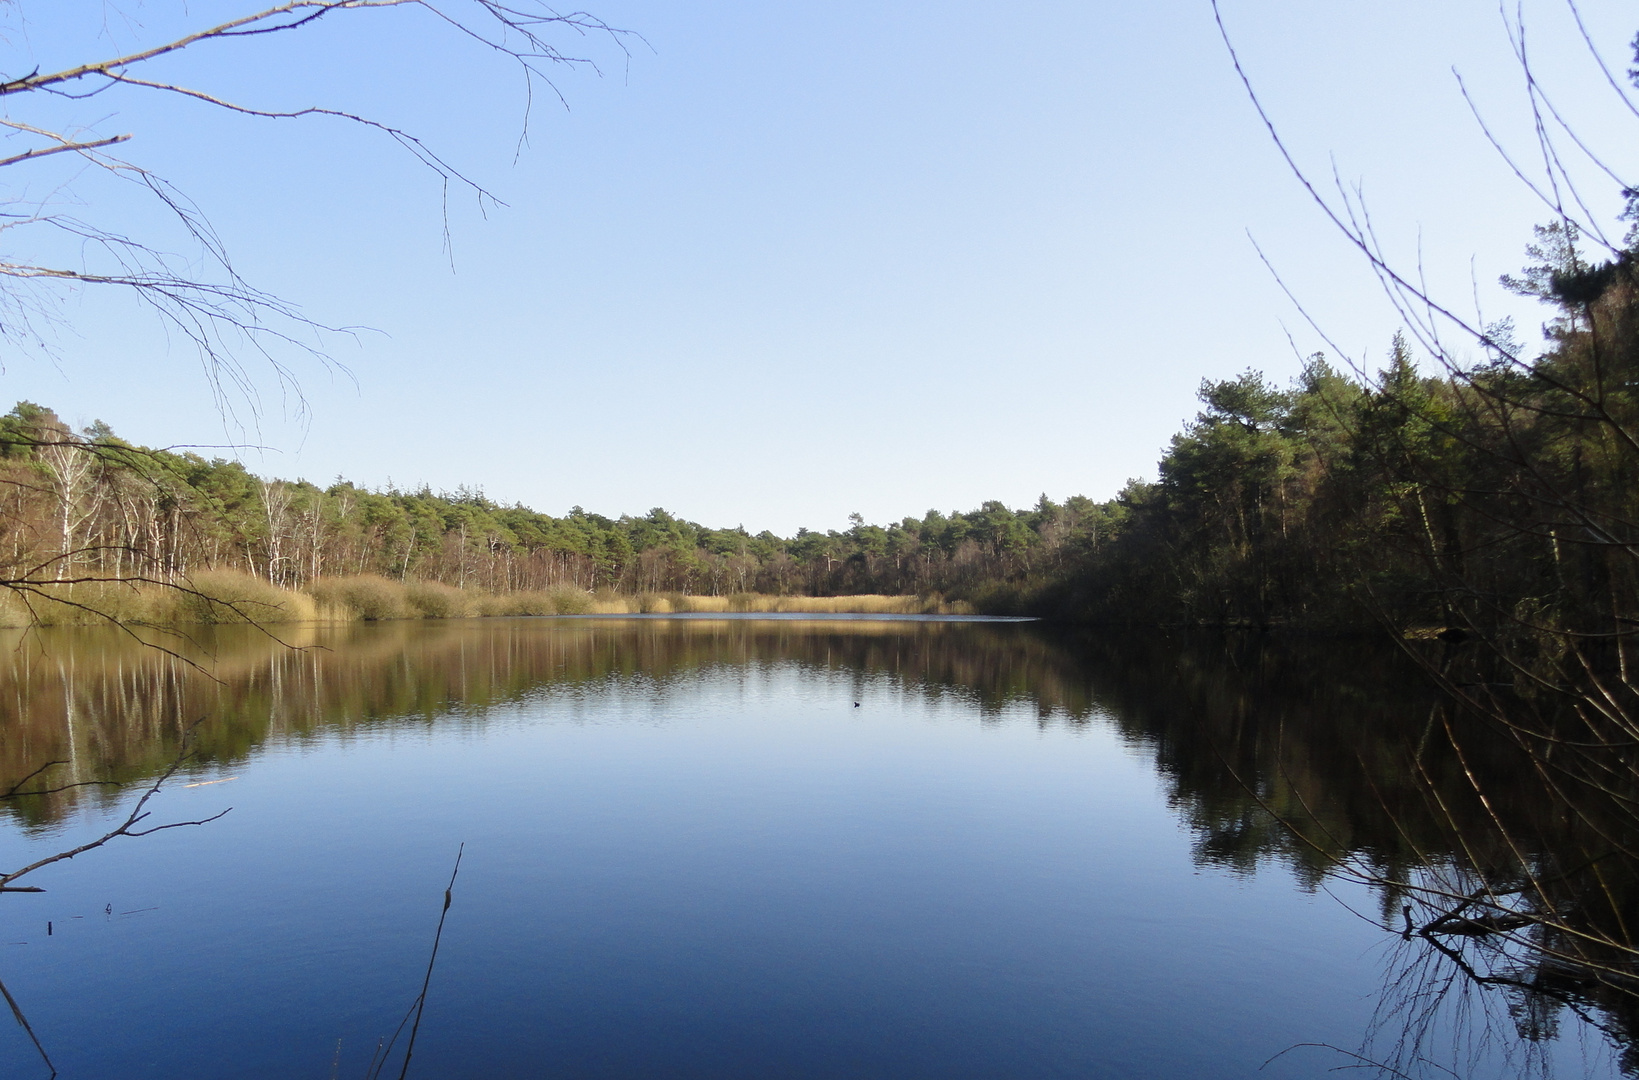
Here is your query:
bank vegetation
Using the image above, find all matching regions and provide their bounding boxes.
[0,400,1104,625]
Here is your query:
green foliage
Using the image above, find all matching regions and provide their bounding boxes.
[1049,232,1639,640]
[0,405,1113,616]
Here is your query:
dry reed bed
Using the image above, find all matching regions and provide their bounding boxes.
[0,572,964,627]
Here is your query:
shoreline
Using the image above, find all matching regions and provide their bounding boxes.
[0,572,975,627]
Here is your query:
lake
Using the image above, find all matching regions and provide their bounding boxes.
[0,616,1626,1079]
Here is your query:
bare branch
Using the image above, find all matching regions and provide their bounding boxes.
[0,1,629,410]
[0,730,232,891]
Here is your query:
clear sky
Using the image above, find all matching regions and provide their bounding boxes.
[4,0,1637,533]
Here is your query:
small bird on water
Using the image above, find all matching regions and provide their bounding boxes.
[853,702,860,707]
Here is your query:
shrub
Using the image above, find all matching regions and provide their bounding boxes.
[172,571,317,624]
[466,588,595,616]
[405,580,474,619]
[672,595,730,613]
[478,591,543,616]
[546,588,595,615]
[308,575,409,621]
[0,571,318,626]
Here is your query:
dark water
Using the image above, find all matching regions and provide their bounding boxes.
[0,617,1625,1079]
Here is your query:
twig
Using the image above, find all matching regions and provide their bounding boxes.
[0,972,55,1077]
[0,721,231,891]
[368,845,465,1080]
[398,844,464,1080]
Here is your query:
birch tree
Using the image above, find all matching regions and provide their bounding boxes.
[37,427,101,580]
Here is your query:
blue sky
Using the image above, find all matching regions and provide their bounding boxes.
[4,0,1637,533]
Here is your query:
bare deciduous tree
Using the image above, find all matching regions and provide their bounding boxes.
[36,423,99,580]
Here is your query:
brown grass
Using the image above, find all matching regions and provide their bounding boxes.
[474,589,596,616]
[307,578,601,621]
[0,570,319,627]
[576,593,969,616]
[307,575,409,621]
[405,580,476,619]
[174,570,320,623]
[0,575,958,626]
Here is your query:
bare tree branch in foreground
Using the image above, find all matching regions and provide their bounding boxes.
[0,718,233,1077]
[362,844,464,1080]
[0,2,629,415]
[0,720,231,892]
[1209,4,1639,1072]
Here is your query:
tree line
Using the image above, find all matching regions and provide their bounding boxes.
[1045,219,1637,648]
[0,405,1119,602]
[6,202,1633,639]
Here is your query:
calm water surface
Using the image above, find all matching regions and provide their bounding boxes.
[0,617,1624,1078]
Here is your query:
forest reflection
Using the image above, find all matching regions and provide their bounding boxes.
[0,617,1630,1076]
[0,618,1107,828]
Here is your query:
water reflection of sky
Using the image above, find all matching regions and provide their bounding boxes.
[0,620,1624,1079]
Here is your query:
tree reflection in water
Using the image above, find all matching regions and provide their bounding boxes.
[0,618,1632,1077]
[1086,631,1639,1078]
